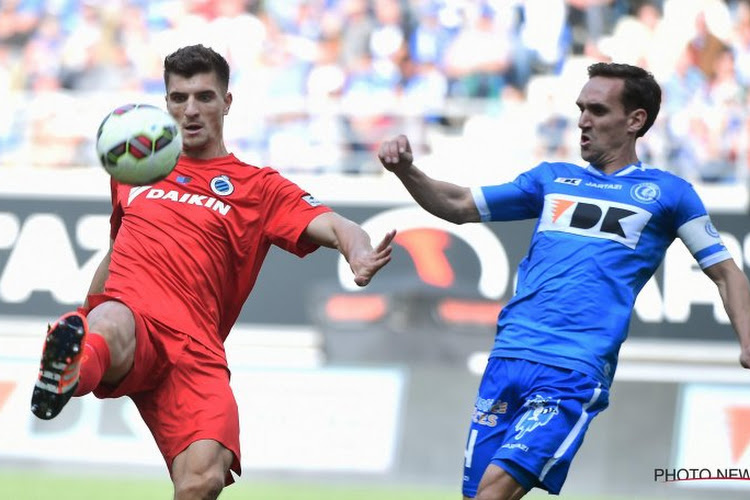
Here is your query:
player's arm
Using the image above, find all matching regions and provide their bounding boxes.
[303,212,395,287]
[703,258,750,368]
[378,134,480,224]
[82,238,114,308]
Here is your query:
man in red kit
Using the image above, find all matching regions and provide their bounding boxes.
[30,44,396,500]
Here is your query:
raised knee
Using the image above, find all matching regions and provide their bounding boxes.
[173,471,225,500]
[87,309,135,367]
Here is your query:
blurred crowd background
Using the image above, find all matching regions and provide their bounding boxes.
[1,0,749,183]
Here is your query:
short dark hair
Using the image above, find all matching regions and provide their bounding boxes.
[587,62,661,137]
[163,44,230,92]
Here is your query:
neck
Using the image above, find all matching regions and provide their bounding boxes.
[590,146,640,174]
[183,142,229,160]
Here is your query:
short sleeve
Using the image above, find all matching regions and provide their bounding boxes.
[261,170,332,256]
[472,164,547,222]
[674,184,732,269]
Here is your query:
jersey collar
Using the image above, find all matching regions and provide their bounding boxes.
[585,161,646,177]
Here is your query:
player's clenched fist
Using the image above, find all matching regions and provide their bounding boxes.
[378,134,413,172]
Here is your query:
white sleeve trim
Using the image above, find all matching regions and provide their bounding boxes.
[471,186,491,222]
[699,251,733,269]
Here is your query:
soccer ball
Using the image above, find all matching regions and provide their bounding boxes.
[96,104,182,185]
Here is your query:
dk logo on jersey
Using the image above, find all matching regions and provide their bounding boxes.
[538,194,652,249]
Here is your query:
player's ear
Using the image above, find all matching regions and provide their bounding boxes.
[628,108,647,135]
[223,92,232,115]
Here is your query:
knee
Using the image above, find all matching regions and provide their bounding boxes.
[87,303,135,362]
[173,470,225,500]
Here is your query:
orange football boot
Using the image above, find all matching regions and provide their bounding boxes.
[30,312,88,420]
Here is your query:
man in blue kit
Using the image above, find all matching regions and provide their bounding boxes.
[378,62,750,499]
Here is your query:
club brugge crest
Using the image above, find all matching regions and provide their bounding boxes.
[210,175,234,196]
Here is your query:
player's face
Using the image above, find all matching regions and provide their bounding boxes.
[166,71,232,159]
[576,76,639,172]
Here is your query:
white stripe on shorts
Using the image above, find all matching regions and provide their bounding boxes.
[539,385,602,482]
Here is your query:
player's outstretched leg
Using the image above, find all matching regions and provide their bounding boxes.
[30,311,88,420]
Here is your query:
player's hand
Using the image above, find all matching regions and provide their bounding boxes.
[378,135,413,173]
[350,229,396,287]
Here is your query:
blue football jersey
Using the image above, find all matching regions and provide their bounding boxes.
[471,161,732,386]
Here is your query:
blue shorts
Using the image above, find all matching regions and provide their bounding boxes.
[462,357,609,497]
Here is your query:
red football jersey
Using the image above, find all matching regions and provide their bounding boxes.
[105,153,331,356]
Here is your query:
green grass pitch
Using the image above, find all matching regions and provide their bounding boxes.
[1,471,456,500]
[0,470,647,499]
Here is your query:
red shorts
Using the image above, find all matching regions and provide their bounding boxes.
[86,294,241,484]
